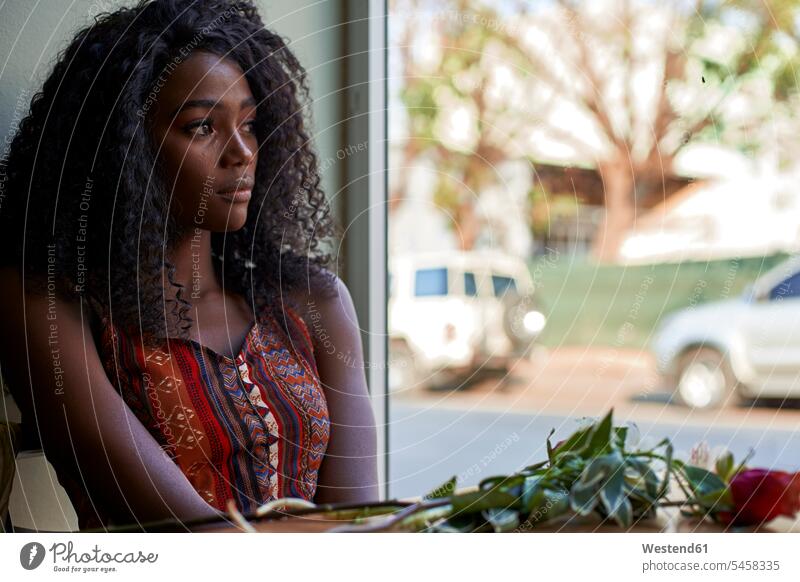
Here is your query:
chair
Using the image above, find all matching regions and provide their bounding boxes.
[2,378,77,532]
[1,419,22,532]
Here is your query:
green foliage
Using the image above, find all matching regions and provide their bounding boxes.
[715,451,736,482]
[404,409,740,532]
[423,475,457,499]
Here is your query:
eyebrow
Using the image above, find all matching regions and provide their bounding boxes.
[169,96,257,118]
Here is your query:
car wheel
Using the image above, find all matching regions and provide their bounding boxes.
[675,347,739,409]
[388,340,420,393]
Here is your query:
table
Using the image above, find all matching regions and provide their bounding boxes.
[97,489,800,533]
[167,499,800,533]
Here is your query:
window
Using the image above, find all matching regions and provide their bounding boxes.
[769,272,800,300]
[491,274,517,297]
[414,267,448,296]
[388,0,800,514]
[464,272,478,296]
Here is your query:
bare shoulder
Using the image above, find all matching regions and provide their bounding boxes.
[287,269,358,338]
[286,269,365,390]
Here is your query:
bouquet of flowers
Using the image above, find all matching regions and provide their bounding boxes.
[226,408,800,532]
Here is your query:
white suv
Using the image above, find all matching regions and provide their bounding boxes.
[651,256,800,409]
[388,250,546,392]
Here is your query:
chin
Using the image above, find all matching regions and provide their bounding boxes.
[215,215,248,232]
[205,205,249,232]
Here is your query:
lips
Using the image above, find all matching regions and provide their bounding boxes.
[216,188,252,203]
[217,178,254,203]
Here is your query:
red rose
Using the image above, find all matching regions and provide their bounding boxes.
[720,469,800,526]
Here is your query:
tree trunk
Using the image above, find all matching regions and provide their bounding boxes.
[388,139,421,214]
[591,160,636,263]
[455,200,480,250]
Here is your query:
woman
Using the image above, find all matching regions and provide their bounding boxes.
[0,0,378,530]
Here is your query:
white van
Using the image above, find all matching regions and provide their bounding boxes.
[388,250,546,392]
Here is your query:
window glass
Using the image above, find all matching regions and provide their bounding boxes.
[464,272,477,296]
[389,1,800,510]
[769,272,800,300]
[414,267,448,296]
[491,274,517,297]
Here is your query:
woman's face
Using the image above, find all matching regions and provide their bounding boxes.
[148,50,258,233]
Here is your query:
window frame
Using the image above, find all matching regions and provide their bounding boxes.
[342,0,389,500]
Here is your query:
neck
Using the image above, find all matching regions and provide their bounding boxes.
[169,228,220,300]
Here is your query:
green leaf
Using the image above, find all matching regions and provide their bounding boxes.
[521,475,544,512]
[546,428,557,464]
[694,487,734,511]
[548,424,593,460]
[551,408,614,461]
[715,451,735,482]
[609,496,633,528]
[425,475,457,499]
[479,475,506,489]
[479,474,525,498]
[526,487,571,525]
[584,450,625,483]
[571,481,600,515]
[548,409,614,464]
[657,441,674,498]
[598,461,633,528]
[543,489,570,521]
[613,426,628,451]
[623,483,657,507]
[584,409,614,457]
[521,461,549,475]
[683,465,728,498]
[626,458,661,499]
[570,450,625,515]
[482,508,520,532]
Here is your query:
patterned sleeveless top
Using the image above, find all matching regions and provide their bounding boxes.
[58,300,330,530]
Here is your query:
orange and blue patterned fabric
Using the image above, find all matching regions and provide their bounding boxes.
[58,300,330,530]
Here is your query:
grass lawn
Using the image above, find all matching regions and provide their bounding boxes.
[529,252,789,349]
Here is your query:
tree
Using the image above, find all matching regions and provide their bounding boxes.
[392,0,800,260]
[391,0,533,250]
[513,0,800,260]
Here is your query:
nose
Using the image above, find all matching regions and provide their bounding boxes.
[219,129,256,168]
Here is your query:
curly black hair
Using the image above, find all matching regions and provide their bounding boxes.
[0,0,341,346]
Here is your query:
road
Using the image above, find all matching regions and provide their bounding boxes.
[387,347,800,499]
[388,403,800,499]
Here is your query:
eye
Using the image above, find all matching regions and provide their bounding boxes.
[184,118,213,136]
[242,119,257,134]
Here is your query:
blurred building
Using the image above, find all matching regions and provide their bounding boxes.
[618,170,800,264]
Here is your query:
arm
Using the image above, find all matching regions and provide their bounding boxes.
[303,274,379,504]
[0,267,224,526]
